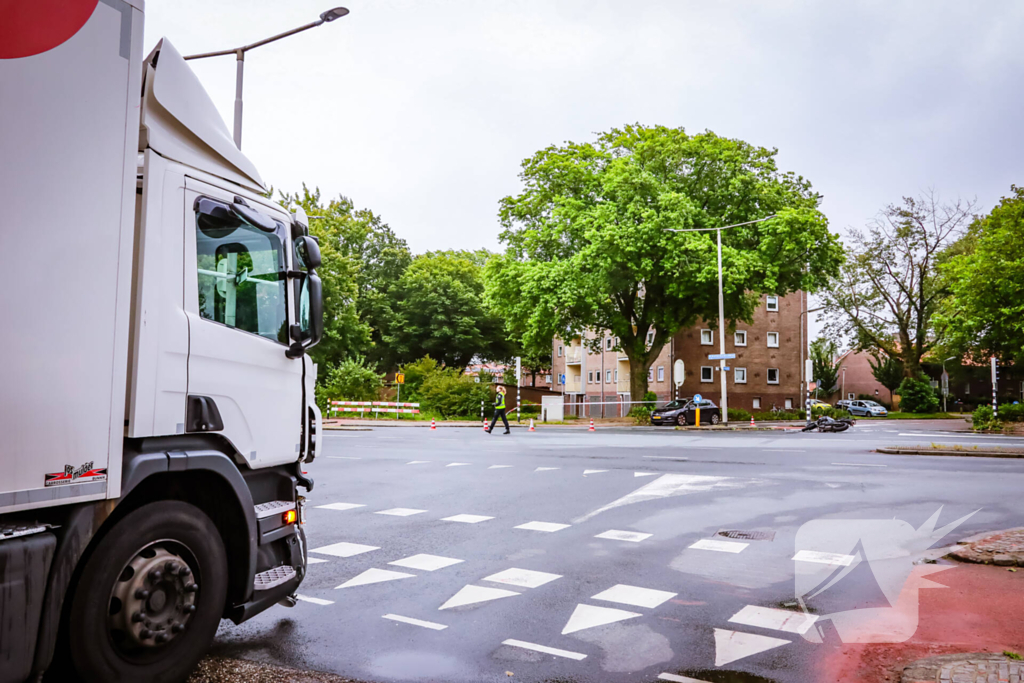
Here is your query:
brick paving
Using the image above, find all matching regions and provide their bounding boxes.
[901,653,1022,683]
[950,528,1024,567]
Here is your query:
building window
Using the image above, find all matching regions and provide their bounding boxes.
[700,329,713,345]
[701,366,713,382]
[657,366,665,382]
[606,369,612,383]
[752,397,761,409]
[646,330,655,346]
[766,295,779,312]
[557,345,563,357]
[648,368,654,382]
[848,392,855,400]
[767,331,779,348]
[614,370,618,381]
[735,367,747,384]
[767,368,779,384]
[735,330,747,346]
[606,337,613,351]
[588,371,593,383]
[785,398,793,409]
[545,375,552,384]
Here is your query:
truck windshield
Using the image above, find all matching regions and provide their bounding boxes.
[196,205,288,343]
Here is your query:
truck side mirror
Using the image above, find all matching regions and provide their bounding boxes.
[286,271,324,359]
[307,272,323,347]
[294,235,322,270]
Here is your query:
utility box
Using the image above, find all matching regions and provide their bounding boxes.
[541,395,564,422]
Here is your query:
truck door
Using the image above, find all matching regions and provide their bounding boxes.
[183,178,303,467]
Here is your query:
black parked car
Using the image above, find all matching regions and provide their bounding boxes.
[650,398,722,426]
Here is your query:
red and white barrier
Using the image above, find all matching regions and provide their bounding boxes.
[330,400,420,415]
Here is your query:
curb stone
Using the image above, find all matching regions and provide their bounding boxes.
[948,527,1024,567]
[901,652,1021,683]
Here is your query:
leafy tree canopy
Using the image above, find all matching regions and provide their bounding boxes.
[937,185,1024,364]
[486,124,843,399]
[869,353,905,404]
[809,337,840,396]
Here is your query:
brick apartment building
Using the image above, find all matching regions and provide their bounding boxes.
[551,292,809,417]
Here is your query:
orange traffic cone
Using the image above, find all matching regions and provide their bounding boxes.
[430,418,436,430]
[750,415,755,427]
[483,417,488,431]
[529,419,535,432]
[589,418,595,432]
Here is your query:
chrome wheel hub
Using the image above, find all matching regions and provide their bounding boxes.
[109,545,197,649]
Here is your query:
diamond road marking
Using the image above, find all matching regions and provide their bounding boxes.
[316,503,365,511]
[336,568,415,589]
[561,603,642,634]
[515,521,571,533]
[306,556,328,564]
[792,549,855,566]
[689,538,748,553]
[309,542,379,558]
[442,514,494,524]
[482,568,562,588]
[502,639,586,660]
[383,613,447,630]
[439,585,519,610]
[635,471,659,478]
[592,584,676,609]
[295,594,334,605]
[375,508,427,517]
[728,605,819,634]
[714,628,791,667]
[389,554,464,572]
[595,530,653,543]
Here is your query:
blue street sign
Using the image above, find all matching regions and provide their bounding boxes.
[693,393,703,402]
[708,353,736,360]
[559,374,566,384]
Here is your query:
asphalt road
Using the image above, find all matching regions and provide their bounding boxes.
[206,421,1024,683]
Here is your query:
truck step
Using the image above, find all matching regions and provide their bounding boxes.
[253,565,297,591]
[0,522,48,542]
[254,500,295,519]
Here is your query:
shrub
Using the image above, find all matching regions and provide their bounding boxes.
[630,406,651,426]
[398,356,440,401]
[896,377,940,414]
[752,411,801,421]
[418,368,491,419]
[320,358,384,412]
[728,408,751,422]
[972,404,999,431]
[999,403,1024,422]
[520,403,541,415]
[812,404,844,419]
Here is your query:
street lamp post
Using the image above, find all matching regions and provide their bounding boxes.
[800,304,825,423]
[942,356,956,413]
[667,215,776,425]
[184,7,349,149]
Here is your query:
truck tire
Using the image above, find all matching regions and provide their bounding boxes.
[67,500,228,682]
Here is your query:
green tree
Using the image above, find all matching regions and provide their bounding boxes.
[486,124,843,400]
[809,337,840,397]
[869,353,905,405]
[418,367,491,418]
[823,191,975,377]
[320,357,384,409]
[385,251,512,369]
[896,376,940,413]
[938,186,1024,363]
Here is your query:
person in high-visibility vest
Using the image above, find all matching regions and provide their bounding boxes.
[487,386,511,434]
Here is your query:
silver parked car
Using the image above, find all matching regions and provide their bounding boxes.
[846,400,888,417]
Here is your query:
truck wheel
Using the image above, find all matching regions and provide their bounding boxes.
[67,500,228,683]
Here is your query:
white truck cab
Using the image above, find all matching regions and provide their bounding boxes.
[0,4,324,681]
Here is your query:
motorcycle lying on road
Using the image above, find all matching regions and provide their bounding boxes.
[801,415,856,432]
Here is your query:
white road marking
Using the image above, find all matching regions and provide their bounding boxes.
[714,628,790,667]
[442,514,494,524]
[763,449,805,452]
[439,585,519,610]
[336,568,415,589]
[306,557,328,564]
[792,549,855,566]
[595,530,652,543]
[488,465,514,469]
[576,473,764,523]
[592,584,676,609]
[728,605,819,634]
[561,603,642,634]
[389,554,464,571]
[295,594,334,605]
[825,483,841,488]
[382,613,448,630]
[635,471,660,478]
[482,568,561,588]
[501,639,587,660]
[316,503,365,511]
[309,541,379,558]
[375,508,428,516]
[406,460,431,464]
[689,538,748,553]
[644,455,689,460]
[534,467,560,472]
[446,462,472,467]
[583,469,609,475]
[831,462,887,467]
[515,521,571,533]
[658,673,712,683]
[327,456,362,459]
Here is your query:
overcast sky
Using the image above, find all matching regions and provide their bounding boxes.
[145,1,1023,335]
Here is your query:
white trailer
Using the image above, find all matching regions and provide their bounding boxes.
[0,3,324,680]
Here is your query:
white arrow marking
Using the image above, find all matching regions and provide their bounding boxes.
[561,603,642,634]
[502,639,586,660]
[335,568,415,589]
[583,469,609,475]
[446,462,472,467]
[728,605,818,634]
[406,460,431,464]
[713,628,790,667]
[575,473,763,523]
[634,471,660,478]
[439,584,520,610]
[534,466,560,472]
[488,465,513,469]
